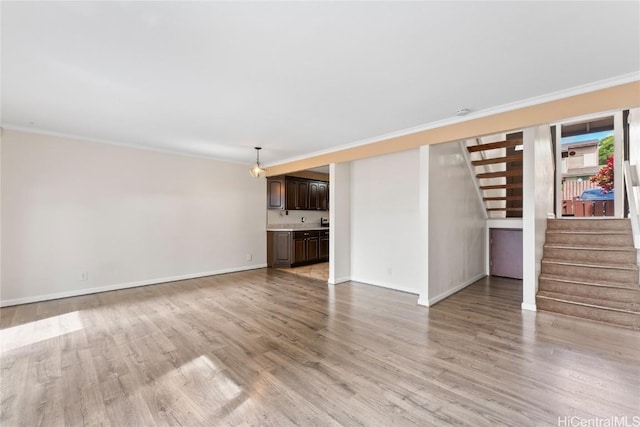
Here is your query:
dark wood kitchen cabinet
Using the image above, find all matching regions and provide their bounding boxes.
[319,229,329,261]
[267,230,328,268]
[293,231,319,264]
[309,182,329,210]
[318,182,329,211]
[267,176,285,209]
[267,176,329,211]
[267,231,292,267]
[286,179,309,210]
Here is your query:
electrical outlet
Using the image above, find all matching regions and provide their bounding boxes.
[387,267,392,276]
[80,272,88,281]
[246,253,253,261]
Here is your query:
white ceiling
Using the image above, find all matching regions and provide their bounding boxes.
[2,1,639,166]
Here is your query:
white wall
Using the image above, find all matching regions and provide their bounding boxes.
[522,125,554,311]
[1,130,267,306]
[329,162,351,284]
[426,141,487,305]
[350,150,421,294]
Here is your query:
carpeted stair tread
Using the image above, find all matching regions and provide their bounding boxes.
[536,291,640,314]
[546,230,630,235]
[538,274,640,290]
[543,244,636,252]
[541,259,639,271]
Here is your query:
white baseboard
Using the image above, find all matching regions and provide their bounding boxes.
[427,273,487,306]
[328,276,351,285]
[0,264,267,307]
[417,295,429,307]
[349,277,420,295]
[521,302,537,312]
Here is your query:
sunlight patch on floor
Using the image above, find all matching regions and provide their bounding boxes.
[0,311,84,353]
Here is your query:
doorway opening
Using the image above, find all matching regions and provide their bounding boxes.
[266,165,331,283]
[558,115,616,217]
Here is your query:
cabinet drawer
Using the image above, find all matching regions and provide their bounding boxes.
[293,231,319,239]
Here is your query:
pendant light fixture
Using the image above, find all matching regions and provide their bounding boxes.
[249,146,266,178]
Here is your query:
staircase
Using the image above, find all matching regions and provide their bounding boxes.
[537,218,640,329]
[466,135,523,218]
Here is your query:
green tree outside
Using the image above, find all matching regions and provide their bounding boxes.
[598,135,614,165]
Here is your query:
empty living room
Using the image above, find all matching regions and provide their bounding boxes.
[1,2,639,426]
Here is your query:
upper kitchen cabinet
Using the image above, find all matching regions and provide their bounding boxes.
[309,181,329,210]
[267,176,285,209]
[267,176,329,211]
[286,179,309,210]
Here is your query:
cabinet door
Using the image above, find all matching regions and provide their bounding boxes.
[318,183,328,211]
[319,236,329,260]
[274,232,291,264]
[286,179,310,210]
[308,181,319,210]
[286,180,298,210]
[306,237,319,262]
[293,239,306,263]
[267,177,285,209]
[296,181,309,209]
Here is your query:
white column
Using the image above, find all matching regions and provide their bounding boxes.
[614,111,624,218]
[328,162,351,285]
[417,145,430,306]
[522,125,554,311]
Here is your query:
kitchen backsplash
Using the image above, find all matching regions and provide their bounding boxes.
[267,209,325,225]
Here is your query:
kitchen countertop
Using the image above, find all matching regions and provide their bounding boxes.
[266,224,330,232]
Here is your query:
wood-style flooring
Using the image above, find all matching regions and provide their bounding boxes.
[1,270,639,426]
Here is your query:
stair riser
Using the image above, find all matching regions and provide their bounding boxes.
[538,279,640,303]
[536,297,640,329]
[545,233,633,247]
[543,248,637,265]
[547,219,631,231]
[541,263,639,284]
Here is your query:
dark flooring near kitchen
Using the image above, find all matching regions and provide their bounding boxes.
[1,270,638,426]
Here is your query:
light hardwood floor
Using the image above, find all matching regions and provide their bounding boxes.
[1,270,639,426]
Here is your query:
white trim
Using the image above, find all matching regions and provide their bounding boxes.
[0,264,267,307]
[521,302,537,312]
[328,276,351,285]
[268,73,640,167]
[417,295,429,307]
[427,273,487,306]
[349,277,420,295]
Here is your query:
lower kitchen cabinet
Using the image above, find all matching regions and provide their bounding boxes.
[293,231,319,264]
[319,230,329,261]
[267,230,329,268]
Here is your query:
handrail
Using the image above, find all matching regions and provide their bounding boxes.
[623,160,640,249]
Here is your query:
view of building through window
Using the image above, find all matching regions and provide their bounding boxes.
[560,125,614,217]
